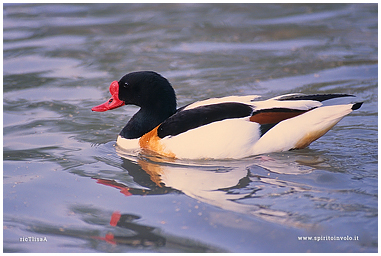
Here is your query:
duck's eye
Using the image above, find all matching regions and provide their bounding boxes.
[123,82,129,88]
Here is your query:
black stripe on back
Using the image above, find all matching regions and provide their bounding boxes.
[276,93,354,102]
[252,107,309,116]
[157,102,253,138]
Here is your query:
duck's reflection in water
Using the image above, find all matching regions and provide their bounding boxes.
[92,211,166,247]
[96,148,318,229]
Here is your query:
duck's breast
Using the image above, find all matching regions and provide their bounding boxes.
[161,117,261,159]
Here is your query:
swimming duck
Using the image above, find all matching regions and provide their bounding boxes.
[92,71,362,159]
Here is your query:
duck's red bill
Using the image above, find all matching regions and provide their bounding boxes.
[92,81,125,112]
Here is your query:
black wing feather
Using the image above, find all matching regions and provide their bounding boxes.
[277,93,354,102]
[157,102,253,138]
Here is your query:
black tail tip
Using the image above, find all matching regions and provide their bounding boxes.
[352,102,363,110]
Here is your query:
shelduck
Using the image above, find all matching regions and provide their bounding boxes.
[92,71,362,159]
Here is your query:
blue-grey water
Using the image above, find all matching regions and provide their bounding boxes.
[3,3,377,253]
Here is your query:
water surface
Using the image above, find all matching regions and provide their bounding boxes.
[3,3,377,253]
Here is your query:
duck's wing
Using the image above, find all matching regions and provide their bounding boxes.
[158,93,355,139]
[158,102,253,138]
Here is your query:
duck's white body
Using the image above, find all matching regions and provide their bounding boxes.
[116,94,359,159]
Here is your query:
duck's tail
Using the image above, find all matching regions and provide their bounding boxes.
[252,102,362,155]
